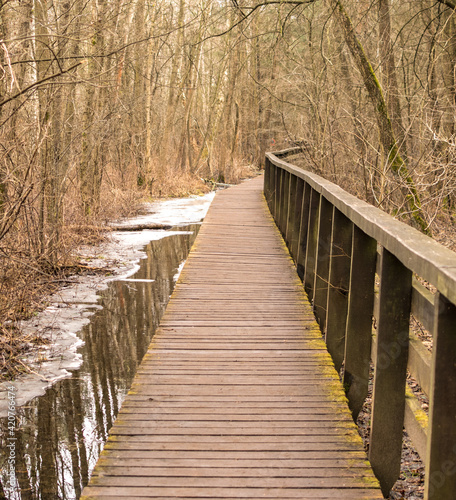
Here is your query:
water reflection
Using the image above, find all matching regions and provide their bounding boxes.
[0,225,200,499]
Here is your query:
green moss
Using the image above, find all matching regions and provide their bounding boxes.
[406,387,429,430]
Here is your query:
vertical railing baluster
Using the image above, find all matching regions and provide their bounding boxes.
[264,157,272,209]
[271,164,276,218]
[285,173,297,252]
[369,248,412,497]
[425,293,456,500]
[273,166,281,223]
[304,189,320,302]
[325,209,353,372]
[280,170,291,238]
[343,226,377,420]
[312,196,333,333]
[277,168,284,233]
[291,177,304,263]
[296,182,311,281]
[273,165,277,215]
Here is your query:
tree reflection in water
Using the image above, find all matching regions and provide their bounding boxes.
[0,225,199,500]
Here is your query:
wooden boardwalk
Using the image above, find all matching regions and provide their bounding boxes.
[81,176,383,499]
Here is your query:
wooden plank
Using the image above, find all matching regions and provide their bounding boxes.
[91,466,373,478]
[411,279,435,334]
[404,386,428,462]
[94,453,371,464]
[87,476,378,489]
[103,434,365,444]
[81,486,383,499]
[408,331,432,397]
[81,176,382,500]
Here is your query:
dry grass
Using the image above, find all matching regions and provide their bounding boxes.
[0,323,52,380]
[149,171,211,198]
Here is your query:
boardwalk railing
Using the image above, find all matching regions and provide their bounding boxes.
[264,148,456,499]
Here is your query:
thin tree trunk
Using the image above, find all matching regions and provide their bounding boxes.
[378,0,407,159]
[162,0,184,162]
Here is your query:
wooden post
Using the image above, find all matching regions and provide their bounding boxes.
[264,157,272,209]
[277,168,284,234]
[276,167,284,228]
[325,208,353,372]
[290,177,304,263]
[296,182,311,281]
[369,248,412,497]
[273,166,281,224]
[304,188,320,301]
[270,164,277,220]
[279,170,291,239]
[278,168,286,235]
[343,226,377,420]
[312,196,333,332]
[425,293,456,500]
[285,173,297,252]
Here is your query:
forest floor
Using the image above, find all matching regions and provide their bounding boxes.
[357,369,426,500]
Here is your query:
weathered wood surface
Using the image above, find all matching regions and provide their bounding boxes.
[81,176,382,500]
[266,149,456,498]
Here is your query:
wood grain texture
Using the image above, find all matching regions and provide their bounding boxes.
[81,176,382,499]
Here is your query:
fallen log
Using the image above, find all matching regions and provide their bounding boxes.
[109,223,173,231]
[201,178,235,188]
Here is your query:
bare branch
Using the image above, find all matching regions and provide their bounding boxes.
[199,0,316,43]
[436,0,456,9]
[0,61,83,108]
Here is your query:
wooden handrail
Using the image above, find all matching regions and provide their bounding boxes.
[264,149,456,500]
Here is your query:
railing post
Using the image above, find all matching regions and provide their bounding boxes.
[369,248,412,497]
[312,196,333,332]
[343,226,377,420]
[325,209,353,372]
[285,173,297,252]
[296,182,311,281]
[304,188,320,301]
[276,168,284,233]
[264,157,271,209]
[279,170,291,238]
[424,293,456,500]
[290,177,304,263]
[273,165,281,223]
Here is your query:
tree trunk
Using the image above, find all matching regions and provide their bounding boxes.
[329,0,429,234]
[79,0,108,217]
[378,0,407,159]
[162,0,184,163]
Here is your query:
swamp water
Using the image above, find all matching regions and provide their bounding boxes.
[0,225,200,499]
